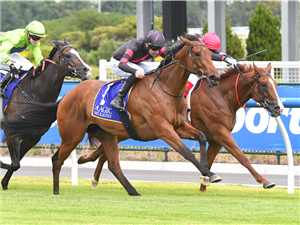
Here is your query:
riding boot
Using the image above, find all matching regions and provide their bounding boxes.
[111,74,138,111]
[0,72,13,99]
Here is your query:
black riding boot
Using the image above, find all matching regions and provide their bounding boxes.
[0,72,13,99]
[111,74,138,111]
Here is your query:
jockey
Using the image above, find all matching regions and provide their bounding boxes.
[110,29,170,111]
[184,32,237,98]
[0,20,46,99]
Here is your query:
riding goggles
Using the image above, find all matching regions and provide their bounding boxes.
[149,45,162,51]
[30,35,42,41]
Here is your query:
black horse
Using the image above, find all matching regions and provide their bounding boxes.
[0,40,91,190]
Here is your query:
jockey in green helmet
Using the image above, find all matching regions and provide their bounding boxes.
[0,20,46,99]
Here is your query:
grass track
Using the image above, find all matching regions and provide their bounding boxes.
[1,176,299,224]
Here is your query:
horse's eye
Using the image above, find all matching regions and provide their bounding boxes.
[65,54,71,58]
[261,82,267,88]
[195,52,200,57]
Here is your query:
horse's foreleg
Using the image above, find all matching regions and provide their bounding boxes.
[157,123,220,186]
[176,123,208,168]
[77,145,102,164]
[200,142,222,192]
[214,128,275,189]
[1,138,40,190]
[176,124,222,185]
[91,146,108,189]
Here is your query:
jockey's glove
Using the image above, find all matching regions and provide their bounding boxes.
[8,61,19,78]
[224,57,237,66]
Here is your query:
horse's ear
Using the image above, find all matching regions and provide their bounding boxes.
[266,62,272,74]
[180,37,191,46]
[253,62,259,73]
[64,39,70,45]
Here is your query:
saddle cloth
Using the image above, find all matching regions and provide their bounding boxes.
[92,79,131,123]
[1,71,28,110]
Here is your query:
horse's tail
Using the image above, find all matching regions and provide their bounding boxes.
[1,101,60,142]
[87,134,100,148]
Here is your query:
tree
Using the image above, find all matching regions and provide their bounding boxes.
[246,2,281,61]
[202,15,245,59]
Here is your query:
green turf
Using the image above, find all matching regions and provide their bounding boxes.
[1,176,299,224]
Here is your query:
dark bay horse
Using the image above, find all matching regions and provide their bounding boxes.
[2,35,222,195]
[0,40,91,190]
[78,62,284,191]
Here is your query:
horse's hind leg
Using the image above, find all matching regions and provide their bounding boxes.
[95,133,140,196]
[77,146,101,164]
[5,137,20,171]
[1,137,41,190]
[91,147,108,188]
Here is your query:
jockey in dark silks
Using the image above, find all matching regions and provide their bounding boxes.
[184,32,238,98]
[110,30,169,111]
[0,20,46,99]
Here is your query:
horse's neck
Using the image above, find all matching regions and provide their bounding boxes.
[159,59,189,96]
[221,71,255,111]
[31,54,64,102]
[233,71,256,109]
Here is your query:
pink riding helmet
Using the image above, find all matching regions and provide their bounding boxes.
[201,32,221,50]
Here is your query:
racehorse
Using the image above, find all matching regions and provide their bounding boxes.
[78,62,284,191]
[1,35,222,195]
[0,40,91,190]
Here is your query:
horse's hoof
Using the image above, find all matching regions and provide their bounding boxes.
[200,176,210,187]
[210,174,222,183]
[91,178,98,189]
[1,180,8,190]
[129,192,141,196]
[77,156,84,164]
[263,181,276,189]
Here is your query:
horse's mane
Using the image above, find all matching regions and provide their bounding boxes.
[221,63,254,79]
[158,33,202,69]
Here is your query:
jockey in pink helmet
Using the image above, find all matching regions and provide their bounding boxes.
[184,32,237,98]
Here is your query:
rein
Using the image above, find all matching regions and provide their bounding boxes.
[234,65,272,110]
[19,44,78,103]
[150,43,207,98]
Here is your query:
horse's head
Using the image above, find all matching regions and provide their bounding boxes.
[252,63,284,117]
[54,40,92,81]
[180,36,220,87]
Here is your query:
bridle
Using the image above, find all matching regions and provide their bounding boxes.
[15,44,84,103]
[234,65,272,110]
[32,44,83,78]
[57,45,82,78]
[150,43,209,98]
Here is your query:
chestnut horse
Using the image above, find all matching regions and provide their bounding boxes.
[1,35,222,195]
[0,40,91,190]
[78,62,284,191]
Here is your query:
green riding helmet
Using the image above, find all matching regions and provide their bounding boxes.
[26,21,46,38]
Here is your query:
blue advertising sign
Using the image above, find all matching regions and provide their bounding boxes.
[2,83,300,152]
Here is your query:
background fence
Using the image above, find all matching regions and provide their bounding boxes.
[99,60,300,84]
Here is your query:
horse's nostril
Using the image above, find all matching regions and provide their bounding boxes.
[209,75,219,82]
[83,68,88,73]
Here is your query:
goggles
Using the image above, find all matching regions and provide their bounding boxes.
[149,45,162,51]
[30,35,42,41]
